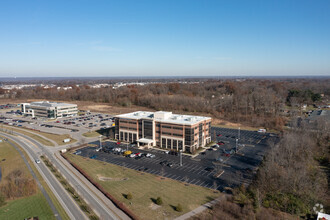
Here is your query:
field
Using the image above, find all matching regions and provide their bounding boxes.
[1,125,76,146]
[0,139,56,219]
[66,153,220,220]
[0,192,56,220]
[0,99,247,129]
[36,131,76,146]
[82,130,101,138]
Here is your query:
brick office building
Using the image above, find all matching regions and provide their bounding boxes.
[114,111,211,153]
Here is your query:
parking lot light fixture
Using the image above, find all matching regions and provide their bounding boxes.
[238,127,240,140]
[180,150,183,166]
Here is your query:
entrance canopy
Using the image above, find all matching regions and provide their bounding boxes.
[137,138,154,148]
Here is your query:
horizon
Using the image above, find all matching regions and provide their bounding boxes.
[1,0,330,77]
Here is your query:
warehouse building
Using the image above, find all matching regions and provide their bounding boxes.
[114,111,211,153]
[21,101,78,119]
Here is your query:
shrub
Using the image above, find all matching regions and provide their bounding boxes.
[80,204,91,214]
[176,203,183,212]
[126,192,132,200]
[0,192,6,207]
[156,197,163,205]
[89,215,99,220]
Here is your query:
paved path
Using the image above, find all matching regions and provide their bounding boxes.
[174,195,226,220]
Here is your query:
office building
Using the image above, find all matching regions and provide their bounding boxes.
[21,101,78,119]
[115,111,211,153]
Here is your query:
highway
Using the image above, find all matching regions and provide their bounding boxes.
[0,132,87,220]
[1,130,130,220]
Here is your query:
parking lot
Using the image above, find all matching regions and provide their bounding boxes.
[76,127,277,191]
[0,109,114,136]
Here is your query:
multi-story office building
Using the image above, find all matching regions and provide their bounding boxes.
[115,111,211,153]
[21,101,78,119]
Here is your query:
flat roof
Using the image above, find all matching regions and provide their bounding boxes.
[29,101,77,108]
[137,138,154,144]
[116,111,211,125]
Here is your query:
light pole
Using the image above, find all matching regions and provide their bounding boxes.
[126,143,128,151]
[238,127,240,140]
[180,150,183,166]
[235,138,238,153]
[99,135,102,149]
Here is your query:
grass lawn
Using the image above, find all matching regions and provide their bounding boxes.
[1,126,54,146]
[0,138,62,220]
[82,130,101,138]
[0,192,56,220]
[0,139,31,178]
[1,125,76,146]
[38,132,76,146]
[66,153,220,220]
[212,123,259,131]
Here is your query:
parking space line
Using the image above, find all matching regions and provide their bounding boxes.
[169,174,176,179]
[175,176,181,180]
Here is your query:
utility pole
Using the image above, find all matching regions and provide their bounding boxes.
[180,150,183,166]
[99,135,102,149]
[236,138,238,153]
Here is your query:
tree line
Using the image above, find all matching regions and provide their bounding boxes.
[6,78,330,130]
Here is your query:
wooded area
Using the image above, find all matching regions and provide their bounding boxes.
[7,78,330,130]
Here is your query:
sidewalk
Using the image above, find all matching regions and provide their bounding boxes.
[174,194,226,220]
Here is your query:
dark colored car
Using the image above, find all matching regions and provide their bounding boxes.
[205,167,214,172]
[167,163,173,168]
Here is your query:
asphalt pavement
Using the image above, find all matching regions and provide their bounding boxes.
[11,131,128,220]
[0,132,86,220]
[77,127,277,191]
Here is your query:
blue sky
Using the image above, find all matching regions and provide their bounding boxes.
[0,0,329,77]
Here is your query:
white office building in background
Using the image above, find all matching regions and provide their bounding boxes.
[21,101,78,119]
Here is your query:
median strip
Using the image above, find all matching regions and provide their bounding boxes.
[41,155,99,220]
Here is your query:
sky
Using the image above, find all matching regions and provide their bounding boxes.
[0,0,329,77]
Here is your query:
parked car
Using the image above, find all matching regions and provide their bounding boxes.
[35,159,41,164]
[123,150,132,156]
[205,167,214,172]
[258,128,266,133]
[160,160,168,166]
[167,162,173,168]
[217,142,225,145]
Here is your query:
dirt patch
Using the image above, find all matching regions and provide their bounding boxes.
[97,174,129,182]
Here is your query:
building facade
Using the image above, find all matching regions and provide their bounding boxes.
[115,111,211,153]
[21,101,78,119]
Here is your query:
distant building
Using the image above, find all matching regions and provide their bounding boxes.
[21,101,78,119]
[114,111,211,153]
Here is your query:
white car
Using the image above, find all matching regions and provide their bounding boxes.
[129,154,136,158]
[35,159,41,164]
[149,154,155,158]
[258,129,266,133]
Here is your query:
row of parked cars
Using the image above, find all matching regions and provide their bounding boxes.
[60,113,113,129]
[100,147,156,159]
